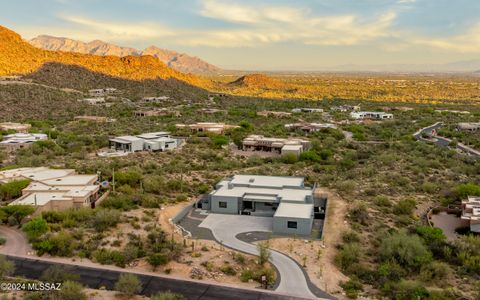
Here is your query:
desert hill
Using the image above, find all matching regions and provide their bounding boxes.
[229,74,284,89]
[0,25,209,87]
[30,35,221,74]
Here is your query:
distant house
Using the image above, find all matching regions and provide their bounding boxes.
[88,88,118,97]
[458,123,480,132]
[285,122,337,133]
[205,175,316,235]
[291,108,324,113]
[1,167,102,212]
[242,135,310,157]
[140,96,170,103]
[78,98,106,105]
[0,133,48,151]
[134,109,180,117]
[0,122,31,133]
[330,105,360,112]
[257,111,292,118]
[108,132,178,153]
[435,110,470,115]
[198,108,227,114]
[461,196,480,233]
[74,116,116,123]
[176,122,240,134]
[350,111,393,120]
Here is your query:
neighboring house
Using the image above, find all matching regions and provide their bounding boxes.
[0,133,48,151]
[199,108,227,114]
[291,108,324,113]
[88,88,118,97]
[257,111,292,118]
[134,109,180,117]
[350,111,393,120]
[435,110,470,115]
[74,116,116,123]
[176,122,240,134]
[330,105,360,112]
[78,98,106,105]
[458,123,480,132]
[0,122,31,133]
[1,167,102,212]
[461,196,480,233]
[109,132,178,153]
[285,122,337,133]
[205,175,317,235]
[242,135,310,157]
[140,96,170,103]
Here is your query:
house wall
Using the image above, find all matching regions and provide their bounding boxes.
[272,216,313,236]
[131,140,144,152]
[281,148,302,157]
[210,195,239,214]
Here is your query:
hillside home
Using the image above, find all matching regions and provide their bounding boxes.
[0,122,31,133]
[330,105,360,112]
[1,167,102,212]
[461,196,480,233]
[285,123,337,133]
[88,88,118,97]
[205,175,316,235]
[291,108,324,113]
[350,111,393,120]
[140,96,170,103]
[458,123,480,131]
[176,122,240,134]
[0,133,48,151]
[257,111,292,118]
[78,98,106,105]
[435,110,470,115]
[109,132,178,153]
[242,135,310,157]
[134,109,180,117]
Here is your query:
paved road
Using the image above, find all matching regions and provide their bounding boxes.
[0,226,307,300]
[199,214,332,299]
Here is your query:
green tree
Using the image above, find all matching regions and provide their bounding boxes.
[92,209,121,231]
[147,253,169,271]
[257,242,271,265]
[22,217,48,241]
[115,273,141,296]
[40,265,80,283]
[1,205,35,224]
[393,198,416,215]
[380,230,432,270]
[0,179,30,201]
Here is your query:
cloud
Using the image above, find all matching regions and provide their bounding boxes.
[414,23,480,52]
[59,15,174,41]
[189,0,398,47]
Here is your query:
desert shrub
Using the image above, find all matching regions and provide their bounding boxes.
[257,242,270,265]
[40,265,80,283]
[335,243,360,272]
[92,209,121,231]
[50,281,87,300]
[220,264,237,275]
[0,179,31,201]
[93,249,126,267]
[1,205,35,224]
[419,261,451,283]
[380,230,432,271]
[451,183,480,201]
[374,196,392,207]
[393,198,416,215]
[349,202,369,225]
[281,153,298,164]
[115,171,142,188]
[240,269,254,282]
[454,235,480,274]
[22,217,48,241]
[341,277,363,299]
[299,151,321,162]
[0,255,14,278]
[41,211,65,223]
[150,291,186,300]
[210,135,229,148]
[33,230,76,257]
[115,273,141,296]
[382,280,428,300]
[147,253,169,270]
[100,194,137,211]
[342,230,360,244]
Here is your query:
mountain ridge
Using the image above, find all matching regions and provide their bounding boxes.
[30,35,221,74]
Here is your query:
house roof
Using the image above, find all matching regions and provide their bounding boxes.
[274,203,313,219]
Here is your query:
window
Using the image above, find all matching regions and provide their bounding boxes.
[219,201,227,208]
[287,221,298,229]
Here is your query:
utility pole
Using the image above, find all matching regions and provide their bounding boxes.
[112,168,116,192]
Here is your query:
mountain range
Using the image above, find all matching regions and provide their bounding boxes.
[30,35,221,75]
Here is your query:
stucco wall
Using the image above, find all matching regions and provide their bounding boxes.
[272,216,313,236]
[211,195,239,214]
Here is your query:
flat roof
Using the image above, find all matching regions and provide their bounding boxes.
[0,167,75,182]
[230,175,304,188]
[136,132,170,139]
[110,136,143,143]
[274,203,313,219]
[13,192,70,206]
[282,145,303,151]
[42,175,97,186]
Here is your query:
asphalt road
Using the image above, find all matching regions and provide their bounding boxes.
[0,226,308,300]
[199,214,333,300]
[6,255,307,300]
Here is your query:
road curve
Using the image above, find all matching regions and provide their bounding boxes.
[0,225,32,256]
[199,214,331,299]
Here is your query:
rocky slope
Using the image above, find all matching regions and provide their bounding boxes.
[0,25,209,87]
[229,74,284,89]
[30,35,221,74]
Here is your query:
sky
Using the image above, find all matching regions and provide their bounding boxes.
[2,0,480,70]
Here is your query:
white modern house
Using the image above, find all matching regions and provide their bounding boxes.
[109,132,178,153]
[78,98,106,105]
[0,133,48,151]
[285,123,337,133]
[242,135,310,157]
[291,108,324,113]
[205,175,317,235]
[461,196,480,233]
[350,111,393,120]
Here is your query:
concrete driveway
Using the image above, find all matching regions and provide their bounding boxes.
[199,214,328,299]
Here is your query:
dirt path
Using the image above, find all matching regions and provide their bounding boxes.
[0,225,33,256]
